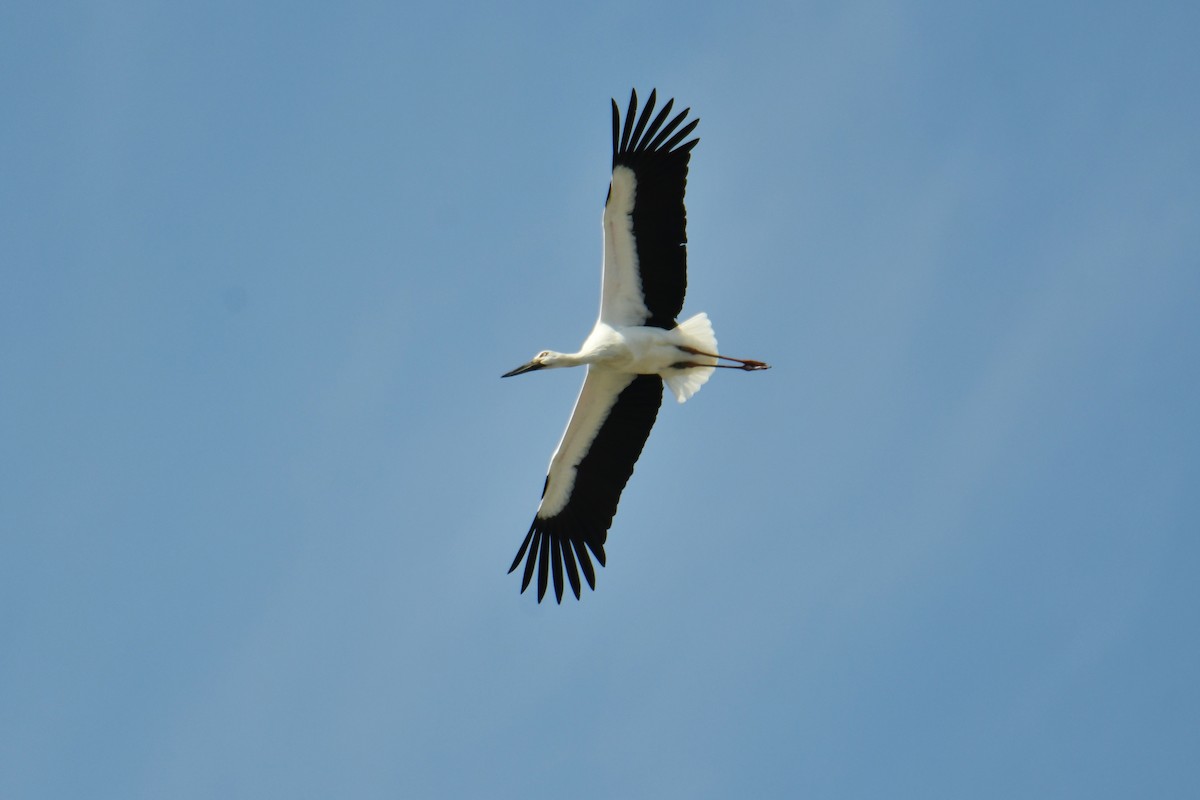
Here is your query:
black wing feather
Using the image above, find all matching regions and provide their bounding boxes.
[561,538,582,599]
[509,375,664,602]
[611,89,699,329]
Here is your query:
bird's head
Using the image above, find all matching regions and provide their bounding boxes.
[501,350,569,377]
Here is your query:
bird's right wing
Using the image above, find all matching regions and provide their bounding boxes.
[599,89,699,330]
[508,369,664,603]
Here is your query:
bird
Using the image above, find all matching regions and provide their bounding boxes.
[503,89,769,603]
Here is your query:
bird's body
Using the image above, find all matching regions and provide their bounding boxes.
[526,316,718,396]
[503,90,769,603]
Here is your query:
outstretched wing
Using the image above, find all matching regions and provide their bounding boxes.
[508,371,664,603]
[599,89,699,329]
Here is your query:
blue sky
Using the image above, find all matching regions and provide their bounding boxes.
[3,1,1198,797]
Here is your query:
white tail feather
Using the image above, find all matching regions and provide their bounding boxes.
[664,312,718,403]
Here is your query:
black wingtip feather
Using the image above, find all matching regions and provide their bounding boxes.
[550,535,565,604]
[508,528,534,574]
[510,520,608,602]
[611,98,620,162]
[619,89,638,154]
[640,99,675,152]
[536,531,552,602]
[613,89,698,160]
[519,528,540,593]
[614,88,700,158]
[643,108,688,152]
[510,526,607,603]
[561,538,583,599]
[569,537,596,590]
[628,89,656,151]
[661,116,700,153]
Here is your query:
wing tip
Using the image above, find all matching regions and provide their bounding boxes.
[509,519,606,604]
[613,88,700,159]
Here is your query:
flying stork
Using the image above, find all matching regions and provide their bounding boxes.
[503,89,769,603]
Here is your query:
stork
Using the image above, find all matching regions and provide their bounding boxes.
[503,89,769,603]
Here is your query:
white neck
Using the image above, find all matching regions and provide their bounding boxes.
[544,350,589,369]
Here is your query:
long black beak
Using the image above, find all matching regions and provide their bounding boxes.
[501,361,544,378]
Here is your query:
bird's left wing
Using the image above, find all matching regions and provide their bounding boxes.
[599,89,699,329]
[509,369,664,603]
